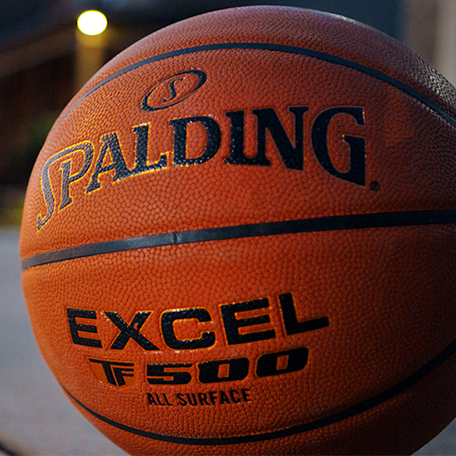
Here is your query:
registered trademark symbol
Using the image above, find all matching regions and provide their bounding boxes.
[370,181,380,191]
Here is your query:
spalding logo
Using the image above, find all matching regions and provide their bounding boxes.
[36,104,367,230]
[35,65,368,231]
[141,70,207,111]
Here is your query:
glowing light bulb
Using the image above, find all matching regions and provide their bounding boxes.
[77,10,108,36]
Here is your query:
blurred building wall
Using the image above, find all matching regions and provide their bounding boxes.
[405,0,456,87]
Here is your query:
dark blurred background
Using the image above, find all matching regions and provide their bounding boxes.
[0,0,451,225]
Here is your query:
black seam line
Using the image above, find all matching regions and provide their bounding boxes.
[21,210,456,270]
[60,42,456,128]
[62,335,456,446]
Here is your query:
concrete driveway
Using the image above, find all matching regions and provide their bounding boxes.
[1,228,455,455]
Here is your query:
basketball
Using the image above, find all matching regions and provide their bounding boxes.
[20,5,456,455]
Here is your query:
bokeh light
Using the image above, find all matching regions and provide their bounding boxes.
[77,10,108,36]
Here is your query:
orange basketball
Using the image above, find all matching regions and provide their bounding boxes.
[20,6,456,455]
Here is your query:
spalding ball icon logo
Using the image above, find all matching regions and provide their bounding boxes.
[141,69,207,111]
